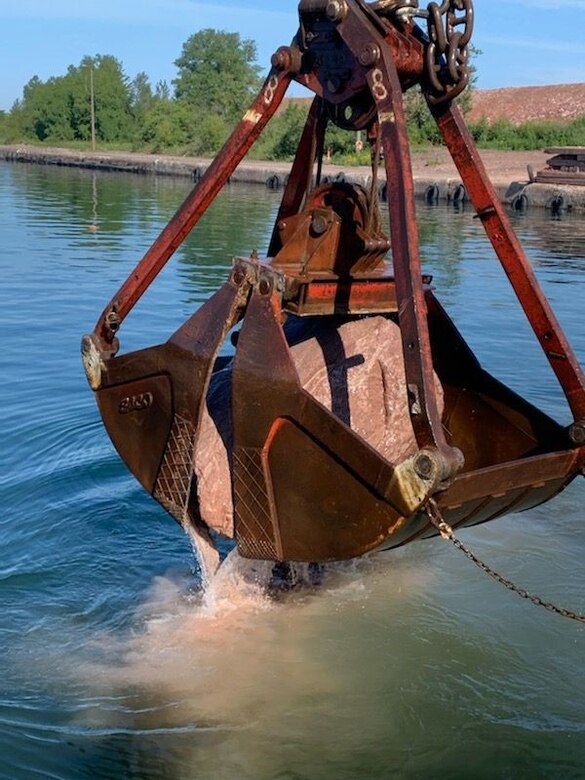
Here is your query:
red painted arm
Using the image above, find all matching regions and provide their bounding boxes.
[94,68,292,353]
[432,101,585,428]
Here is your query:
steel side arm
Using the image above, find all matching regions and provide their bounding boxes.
[336,8,463,484]
[267,97,326,257]
[432,101,585,429]
[93,68,292,353]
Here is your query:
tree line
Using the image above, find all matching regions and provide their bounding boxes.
[0,31,264,156]
[1,30,583,160]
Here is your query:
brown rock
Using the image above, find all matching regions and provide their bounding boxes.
[193,315,444,538]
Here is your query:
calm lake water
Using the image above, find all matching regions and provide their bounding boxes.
[0,161,583,780]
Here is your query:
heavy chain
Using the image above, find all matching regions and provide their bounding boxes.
[370,0,474,105]
[369,0,419,22]
[426,499,585,624]
[425,0,474,104]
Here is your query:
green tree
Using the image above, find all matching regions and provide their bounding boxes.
[130,71,154,129]
[188,113,231,155]
[260,105,308,160]
[76,55,134,142]
[140,98,193,151]
[173,29,262,123]
[155,80,171,101]
[4,99,26,142]
[0,110,7,142]
[17,74,74,141]
[7,55,134,145]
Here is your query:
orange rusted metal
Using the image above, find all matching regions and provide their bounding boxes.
[82,0,584,566]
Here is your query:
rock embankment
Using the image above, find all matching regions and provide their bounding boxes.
[467,83,585,126]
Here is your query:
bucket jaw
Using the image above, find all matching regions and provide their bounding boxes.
[82,0,585,567]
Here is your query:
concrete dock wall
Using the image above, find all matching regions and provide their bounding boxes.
[2,144,584,211]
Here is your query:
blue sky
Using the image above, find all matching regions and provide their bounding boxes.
[1,0,584,111]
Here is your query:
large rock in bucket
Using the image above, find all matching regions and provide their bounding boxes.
[193,315,444,540]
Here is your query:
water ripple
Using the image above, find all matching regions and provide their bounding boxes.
[1,163,584,780]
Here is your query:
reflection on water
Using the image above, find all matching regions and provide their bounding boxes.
[0,162,584,779]
[522,210,585,263]
[416,201,469,295]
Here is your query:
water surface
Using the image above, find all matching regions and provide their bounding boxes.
[0,162,583,780]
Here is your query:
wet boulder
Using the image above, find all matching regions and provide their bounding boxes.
[193,315,444,538]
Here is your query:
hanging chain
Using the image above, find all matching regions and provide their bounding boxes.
[370,0,474,105]
[425,499,585,624]
[424,0,474,104]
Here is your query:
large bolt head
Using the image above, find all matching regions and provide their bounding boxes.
[326,0,348,22]
[258,277,272,296]
[271,46,302,73]
[414,452,436,481]
[359,43,381,67]
[105,311,121,333]
[311,213,329,235]
[569,422,585,446]
[232,268,245,285]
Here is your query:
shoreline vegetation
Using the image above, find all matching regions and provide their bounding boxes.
[0,31,583,168]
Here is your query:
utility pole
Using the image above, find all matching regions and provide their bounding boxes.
[89,62,96,152]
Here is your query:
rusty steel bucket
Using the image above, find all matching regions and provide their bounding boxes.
[82,0,585,568]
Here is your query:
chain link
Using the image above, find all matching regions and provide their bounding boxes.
[370,0,421,23]
[369,1,474,105]
[425,0,474,105]
[426,499,585,624]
